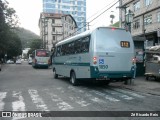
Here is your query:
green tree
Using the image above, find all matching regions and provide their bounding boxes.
[27,39,43,56]
[6,32,22,58]
[111,21,119,27]
[0,0,21,59]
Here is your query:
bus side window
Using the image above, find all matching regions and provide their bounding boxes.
[68,42,74,55]
[56,46,61,57]
[81,36,90,53]
[74,40,80,54]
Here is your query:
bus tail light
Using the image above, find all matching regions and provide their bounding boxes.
[93,57,97,64]
[34,59,37,63]
[132,57,136,65]
[48,59,51,65]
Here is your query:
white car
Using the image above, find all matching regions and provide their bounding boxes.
[28,57,32,64]
[7,60,14,64]
[16,59,22,64]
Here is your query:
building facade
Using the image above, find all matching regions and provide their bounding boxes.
[120,0,160,46]
[119,0,160,76]
[43,0,86,33]
[39,13,77,50]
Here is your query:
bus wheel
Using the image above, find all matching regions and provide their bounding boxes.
[124,79,130,85]
[53,69,58,79]
[70,72,78,86]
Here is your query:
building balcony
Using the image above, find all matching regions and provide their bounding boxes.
[52,31,63,35]
[52,23,63,27]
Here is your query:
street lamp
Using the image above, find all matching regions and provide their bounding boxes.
[125,10,134,32]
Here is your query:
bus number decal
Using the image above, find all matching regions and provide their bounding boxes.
[99,65,108,69]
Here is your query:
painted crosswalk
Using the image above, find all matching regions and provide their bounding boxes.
[0,92,7,111]
[0,86,147,119]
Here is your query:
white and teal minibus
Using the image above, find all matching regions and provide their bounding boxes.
[32,49,51,68]
[52,27,135,85]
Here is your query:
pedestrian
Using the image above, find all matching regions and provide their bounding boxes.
[131,57,137,84]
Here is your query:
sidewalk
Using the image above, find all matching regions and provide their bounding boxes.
[111,77,160,96]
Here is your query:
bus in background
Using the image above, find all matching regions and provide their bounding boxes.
[52,27,135,86]
[32,49,51,68]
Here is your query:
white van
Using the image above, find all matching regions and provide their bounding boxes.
[52,27,135,85]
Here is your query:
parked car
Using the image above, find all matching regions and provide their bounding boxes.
[16,59,22,64]
[28,57,32,64]
[7,60,14,64]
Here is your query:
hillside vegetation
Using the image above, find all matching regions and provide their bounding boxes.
[14,28,40,49]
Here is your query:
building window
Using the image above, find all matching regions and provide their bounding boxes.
[158,12,160,22]
[52,19,55,23]
[145,0,152,6]
[144,15,152,25]
[133,1,140,11]
[133,19,140,29]
[52,27,55,32]
[53,36,56,41]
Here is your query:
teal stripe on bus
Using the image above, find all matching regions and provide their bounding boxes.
[53,62,90,66]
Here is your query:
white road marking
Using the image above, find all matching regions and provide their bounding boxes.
[103,89,134,100]
[69,97,90,107]
[28,89,49,111]
[12,91,26,120]
[112,88,145,98]
[0,92,7,111]
[12,91,26,111]
[68,86,106,104]
[45,89,73,111]
[91,90,120,102]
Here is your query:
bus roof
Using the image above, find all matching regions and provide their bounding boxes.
[56,27,126,46]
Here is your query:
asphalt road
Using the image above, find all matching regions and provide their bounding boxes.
[0,61,160,120]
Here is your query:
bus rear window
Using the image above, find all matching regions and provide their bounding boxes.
[36,50,50,57]
[120,41,130,48]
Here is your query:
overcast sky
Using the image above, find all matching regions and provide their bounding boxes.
[7,0,119,35]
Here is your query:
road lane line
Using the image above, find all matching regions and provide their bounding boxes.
[0,92,7,111]
[103,89,134,100]
[90,90,120,102]
[68,86,106,104]
[28,89,49,111]
[69,96,90,107]
[12,91,26,120]
[112,88,145,98]
[47,92,73,110]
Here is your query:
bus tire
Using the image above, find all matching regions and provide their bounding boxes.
[124,79,129,85]
[70,71,78,86]
[145,76,149,80]
[53,68,58,79]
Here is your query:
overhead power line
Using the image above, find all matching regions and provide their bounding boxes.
[89,0,119,24]
[61,0,120,41]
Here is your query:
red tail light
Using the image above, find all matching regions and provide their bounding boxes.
[132,57,136,65]
[93,57,97,64]
[48,59,51,65]
[111,28,116,31]
[34,59,37,63]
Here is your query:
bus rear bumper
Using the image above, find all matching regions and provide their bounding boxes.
[34,63,49,68]
[90,66,134,79]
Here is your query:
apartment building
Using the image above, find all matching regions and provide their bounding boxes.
[119,0,160,76]
[120,0,160,46]
[39,12,77,50]
[43,0,86,33]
